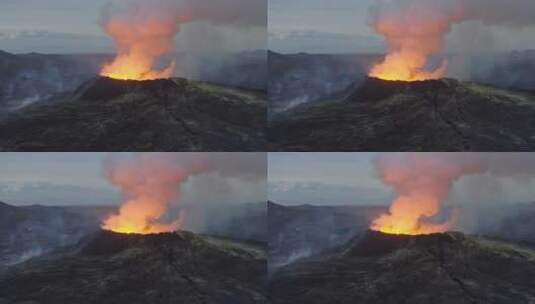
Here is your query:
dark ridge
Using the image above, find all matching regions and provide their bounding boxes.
[349,76,459,102]
[0,201,16,210]
[80,230,194,256]
[72,76,185,101]
[345,229,465,257]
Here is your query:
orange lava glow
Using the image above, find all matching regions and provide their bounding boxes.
[369,53,448,82]
[99,6,179,80]
[101,156,189,235]
[370,153,481,236]
[101,58,176,81]
[102,198,182,235]
[371,195,452,235]
[368,2,464,81]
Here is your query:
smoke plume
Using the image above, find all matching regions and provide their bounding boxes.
[369,0,535,81]
[100,0,266,80]
[101,153,266,234]
[372,153,535,235]
[101,154,206,234]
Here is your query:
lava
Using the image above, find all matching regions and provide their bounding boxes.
[368,1,464,81]
[101,155,199,235]
[370,153,482,235]
[99,2,180,81]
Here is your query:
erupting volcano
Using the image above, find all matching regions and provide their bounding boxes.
[370,153,482,235]
[368,1,464,81]
[99,1,180,80]
[102,154,205,235]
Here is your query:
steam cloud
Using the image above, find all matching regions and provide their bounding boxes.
[102,153,266,234]
[372,153,535,235]
[100,0,266,80]
[369,0,535,81]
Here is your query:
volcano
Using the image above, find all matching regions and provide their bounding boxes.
[0,76,266,151]
[269,229,535,304]
[0,230,267,304]
[269,77,535,151]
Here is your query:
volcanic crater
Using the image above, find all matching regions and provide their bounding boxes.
[270,229,535,304]
[269,75,535,151]
[0,75,267,151]
[0,229,268,304]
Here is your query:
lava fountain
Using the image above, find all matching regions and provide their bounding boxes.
[368,1,464,81]
[370,153,482,235]
[102,154,204,235]
[99,2,181,81]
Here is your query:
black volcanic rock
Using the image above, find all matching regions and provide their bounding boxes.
[72,77,183,101]
[0,202,101,271]
[269,77,535,151]
[0,76,266,151]
[0,230,267,304]
[270,230,535,304]
[350,77,459,102]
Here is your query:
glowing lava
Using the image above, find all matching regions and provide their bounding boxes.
[369,53,448,82]
[371,194,453,235]
[102,198,184,235]
[368,1,464,81]
[99,2,180,80]
[370,153,482,236]
[101,155,191,235]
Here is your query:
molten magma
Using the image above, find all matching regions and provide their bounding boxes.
[102,156,188,235]
[371,153,482,235]
[100,7,180,80]
[369,1,464,81]
[103,197,183,234]
[371,193,452,235]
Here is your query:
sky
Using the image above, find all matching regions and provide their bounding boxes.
[269,0,535,54]
[0,0,266,54]
[0,153,266,206]
[268,153,392,206]
[268,153,535,206]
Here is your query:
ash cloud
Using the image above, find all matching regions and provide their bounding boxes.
[102,153,266,237]
[99,0,266,84]
[374,153,535,238]
[100,0,266,54]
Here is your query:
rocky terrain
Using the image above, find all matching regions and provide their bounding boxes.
[268,51,377,114]
[270,230,535,304]
[0,50,266,116]
[268,202,385,271]
[0,77,267,151]
[0,50,106,117]
[0,201,268,272]
[269,77,535,151]
[0,201,103,271]
[268,50,535,115]
[0,230,267,304]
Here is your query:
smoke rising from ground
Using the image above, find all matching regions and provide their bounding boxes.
[100,0,266,80]
[373,153,535,235]
[369,0,535,80]
[102,153,266,234]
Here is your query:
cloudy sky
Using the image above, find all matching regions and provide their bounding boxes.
[269,153,535,206]
[0,0,265,54]
[269,0,535,54]
[0,153,266,206]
